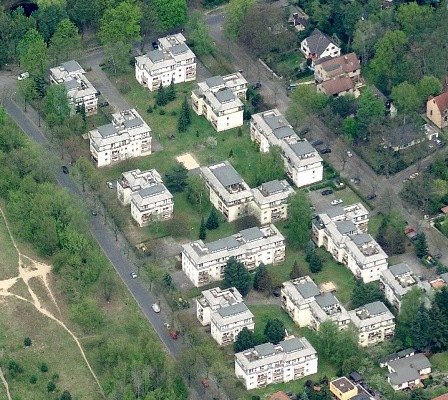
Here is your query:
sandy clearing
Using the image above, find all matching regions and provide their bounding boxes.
[176,152,200,170]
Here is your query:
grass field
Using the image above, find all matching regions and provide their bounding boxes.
[0,215,19,279]
[431,352,448,371]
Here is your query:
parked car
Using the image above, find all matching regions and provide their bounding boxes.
[333,178,345,188]
[299,128,310,136]
[130,271,137,279]
[152,41,159,50]
[346,150,353,158]
[106,181,114,189]
[366,193,377,200]
[99,100,109,107]
[273,290,280,297]
[17,72,29,80]
[331,198,343,206]
[321,189,333,196]
[61,165,69,174]
[91,210,98,216]
[169,330,178,340]
[320,148,332,154]
[350,177,361,185]
[151,303,160,313]
[201,378,209,388]
[252,82,262,90]
[312,140,324,146]
[409,172,419,180]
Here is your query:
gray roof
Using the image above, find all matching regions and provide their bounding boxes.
[124,117,143,129]
[388,353,431,385]
[170,42,189,55]
[261,180,284,195]
[206,236,240,253]
[325,205,345,219]
[265,115,288,130]
[217,302,249,318]
[305,29,336,57]
[379,353,399,364]
[148,50,164,63]
[212,164,243,187]
[351,394,370,400]
[139,184,165,198]
[254,342,276,357]
[296,281,320,299]
[280,337,304,353]
[273,126,296,139]
[389,124,423,147]
[215,88,235,103]
[64,79,78,91]
[365,301,388,316]
[389,263,411,277]
[335,220,357,235]
[441,272,448,283]
[397,348,415,358]
[240,227,264,242]
[289,140,315,157]
[351,232,371,245]
[98,124,117,138]
[315,292,338,308]
[62,60,81,72]
[206,76,225,88]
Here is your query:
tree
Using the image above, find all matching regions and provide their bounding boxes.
[391,82,419,124]
[223,257,251,296]
[410,303,431,351]
[17,78,37,112]
[185,175,209,213]
[17,28,47,76]
[199,216,206,240]
[308,253,322,273]
[254,146,285,186]
[352,20,382,66]
[167,80,176,102]
[44,85,71,128]
[415,233,428,258]
[395,287,425,347]
[253,263,271,292]
[98,270,117,302]
[343,117,358,143]
[49,18,82,65]
[224,0,256,39]
[416,75,442,105]
[287,192,312,249]
[434,287,448,319]
[234,327,255,353]
[164,162,188,193]
[67,0,95,38]
[264,318,285,344]
[356,87,385,132]
[156,82,168,106]
[60,390,72,400]
[289,85,327,116]
[206,208,219,230]
[397,2,433,36]
[186,11,214,56]
[153,0,187,31]
[74,156,96,192]
[351,281,385,308]
[177,349,200,387]
[290,260,306,279]
[428,302,448,352]
[36,2,67,43]
[177,96,191,132]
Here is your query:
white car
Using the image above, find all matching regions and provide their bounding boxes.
[331,198,343,206]
[130,271,137,279]
[152,303,160,313]
[18,72,29,81]
[106,181,115,189]
[346,150,353,158]
[409,172,419,180]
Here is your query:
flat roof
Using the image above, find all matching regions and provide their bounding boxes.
[97,124,117,138]
[139,184,165,198]
[289,140,315,157]
[254,342,276,357]
[205,75,225,88]
[331,377,356,393]
[217,302,249,318]
[147,50,164,63]
[215,88,235,103]
[240,227,264,242]
[336,220,357,235]
[280,337,304,353]
[211,163,244,187]
[365,301,388,316]
[206,236,240,253]
[171,42,189,55]
[296,281,320,299]
[389,263,411,276]
[315,292,338,308]
[124,117,143,129]
[273,126,296,139]
[261,180,285,195]
[62,60,82,72]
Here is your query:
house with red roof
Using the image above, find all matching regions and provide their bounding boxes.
[427,91,448,129]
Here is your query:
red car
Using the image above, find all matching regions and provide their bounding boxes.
[169,330,178,340]
[201,378,209,388]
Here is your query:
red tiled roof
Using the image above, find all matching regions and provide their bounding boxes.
[432,393,448,400]
[269,391,290,400]
[431,91,448,113]
[317,53,360,77]
[319,75,354,95]
[441,205,448,214]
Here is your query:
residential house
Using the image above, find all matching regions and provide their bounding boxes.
[300,29,341,61]
[89,109,152,167]
[200,161,254,222]
[330,377,358,400]
[191,73,247,132]
[211,302,255,346]
[386,353,431,391]
[430,272,448,289]
[380,263,431,312]
[130,182,173,226]
[317,75,360,98]
[135,33,196,91]
[280,140,324,188]
[49,60,98,115]
[251,180,295,225]
[312,205,387,283]
[235,336,318,390]
[250,109,299,153]
[196,287,243,326]
[117,169,163,205]
[182,225,285,287]
[380,348,415,368]
[427,91,448,129]
[281,276,351,331]
[371,85,397,117]
[432,393,448,400]
[287,6,309,32]
[269,391,290,400]
[384,124,425,152]
[349,301,395,347]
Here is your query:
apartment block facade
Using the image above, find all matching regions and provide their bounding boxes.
[196,287,243,326]
[117,169,163,205]
[349,301,395,347]
[182,225,285,287]
[235,337,318,390]
[281,276,350,331]
[49,60,98,115]
[191,73,247,132]
[135,33,196,91]
[89,109,152,167]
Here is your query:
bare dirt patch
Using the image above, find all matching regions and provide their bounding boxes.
[176,152,200,170]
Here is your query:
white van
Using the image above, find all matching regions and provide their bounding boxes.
[18,72,30,81]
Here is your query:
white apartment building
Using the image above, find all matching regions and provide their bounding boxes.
[196,287,243,326]
[130,183,173,227]
[135,33,196,91]
[182,225,285,287]
[281,140,324,188]
[281,276,351,331]
[201,161,253,222]
[89,109,152,167]
[49,60,98,115]
[211,302,255,346]
[380,263,431,312]
[191,73,247,132]
[312,205,387,283]
[117,169,163,205]
[250,109,299,153]
[349,301,395,347]
[251,180,295,225]
[235,336,318,390]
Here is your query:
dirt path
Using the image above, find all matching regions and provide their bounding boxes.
[0,207,105,399]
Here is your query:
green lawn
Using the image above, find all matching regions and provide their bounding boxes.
[431,352,448,371]
[368,214,384,239]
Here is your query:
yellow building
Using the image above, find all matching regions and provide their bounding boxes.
[330,377,358,400]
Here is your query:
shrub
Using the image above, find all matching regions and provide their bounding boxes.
[52,372,59,382]
[24,337,32,346]
[47,381,56,392]
[146,107,153,113]
[40,363,49,373]
[170,110,177,116]
[30,375,37,384]
[159,109,166,115]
